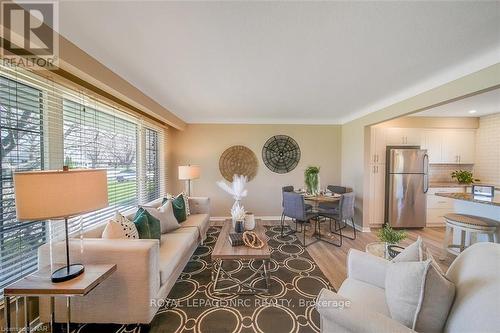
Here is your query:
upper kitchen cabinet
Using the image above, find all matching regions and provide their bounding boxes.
[370,127,476,165]
[441,129,476,164]
[385,127,422,146]
[422,129,476,164]
[370,127,386,164]
[422,130,442,164]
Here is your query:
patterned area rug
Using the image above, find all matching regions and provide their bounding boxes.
[70,225,334,333]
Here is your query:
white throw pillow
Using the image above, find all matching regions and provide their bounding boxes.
[102,212,139,239]
[392,236,424,262]
[385,257,455,332]
[142,200,180,233]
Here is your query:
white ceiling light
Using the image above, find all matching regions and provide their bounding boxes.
[468,110,477,114]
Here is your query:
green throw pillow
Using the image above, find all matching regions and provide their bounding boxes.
[163,194,187,223]
[133,208,161,240]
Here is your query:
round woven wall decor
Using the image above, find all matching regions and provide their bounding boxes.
[262,135,301,173]
[219,145,258,182]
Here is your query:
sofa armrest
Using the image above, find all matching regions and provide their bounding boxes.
[347,249,388,289]
[38,239,161,324]
[189,197,210,215]
[316,288,414,333]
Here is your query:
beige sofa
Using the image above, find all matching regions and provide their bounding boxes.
[316,242,500,332]
[37,197,210,324]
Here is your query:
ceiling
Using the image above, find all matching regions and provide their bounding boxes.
[414,88,500,118]
[54,1,500,124]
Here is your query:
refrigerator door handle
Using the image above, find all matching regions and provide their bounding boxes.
[423,154,429,193]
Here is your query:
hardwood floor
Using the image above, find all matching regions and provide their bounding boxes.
[301,223,455,290]
[213,220,456,291]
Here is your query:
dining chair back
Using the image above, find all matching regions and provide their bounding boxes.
[339,192,355,221]
[283,191,307,221]
[282,186,294,207]
[327,185,348,194]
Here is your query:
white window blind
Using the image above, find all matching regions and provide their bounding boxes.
[0,64,167,298]
[140,123,166,204]
[0,75,47,295]
[63,98,139,232]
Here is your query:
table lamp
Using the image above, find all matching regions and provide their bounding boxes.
[14,167,108,282]
[178,165,200,197]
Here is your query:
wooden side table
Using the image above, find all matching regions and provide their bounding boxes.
[4,264,116,333]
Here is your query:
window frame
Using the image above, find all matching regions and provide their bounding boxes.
[0,69,166,299]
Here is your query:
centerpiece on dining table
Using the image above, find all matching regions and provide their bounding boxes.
[304,166,320,195]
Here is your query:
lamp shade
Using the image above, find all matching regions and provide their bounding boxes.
[178,165,201,180]
[14,169,108,221]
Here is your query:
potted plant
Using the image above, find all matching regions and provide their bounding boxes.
[304,166,320,195]
[377,225,407,259]
[451,170,480,184]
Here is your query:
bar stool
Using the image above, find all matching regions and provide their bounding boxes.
[440,213,498,260]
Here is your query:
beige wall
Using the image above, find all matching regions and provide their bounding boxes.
[169,124,341,217]
[474,113,500,186]
[341,63,500,229]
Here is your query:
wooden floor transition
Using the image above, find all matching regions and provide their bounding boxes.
[212,220,455,290]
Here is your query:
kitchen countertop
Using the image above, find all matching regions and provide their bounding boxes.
[429,182,470,188]
[430,182,500,190]
[435,192,500,207]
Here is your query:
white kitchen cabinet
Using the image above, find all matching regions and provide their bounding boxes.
[369,164,386,227]
[441,129,476,164]
[421,129,476,164]
[426,187,466,226]
[370,127,386,164]
[385,127,422,146]
[422,130,442,164]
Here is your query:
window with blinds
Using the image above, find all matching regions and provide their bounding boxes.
[0,75,47,294]
[144,128,160,202]
[0,65,167,298]
[63,98,139,232]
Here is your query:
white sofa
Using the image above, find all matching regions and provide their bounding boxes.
[316,242,500,333]
[37,197,210,324]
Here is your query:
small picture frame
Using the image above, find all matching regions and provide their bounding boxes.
[472,185,494,197]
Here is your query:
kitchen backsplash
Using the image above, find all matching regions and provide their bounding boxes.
[429,164,474,182]
[474,113,500,186]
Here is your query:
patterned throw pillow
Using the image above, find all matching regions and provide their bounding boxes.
[102,212,139,239]
[181,192,190,216]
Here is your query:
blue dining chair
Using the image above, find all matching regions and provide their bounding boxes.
[281,192,319,247]
[317,192,356,246]
[318,185,348,212]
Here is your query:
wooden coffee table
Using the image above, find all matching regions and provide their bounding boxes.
[211,220,271,294]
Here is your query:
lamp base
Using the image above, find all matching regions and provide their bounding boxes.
[51,264,85,283]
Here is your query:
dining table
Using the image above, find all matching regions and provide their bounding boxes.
[291,191,344,246]
[303,193,342,204]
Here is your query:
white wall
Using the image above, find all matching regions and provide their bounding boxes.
[474,113,500,186]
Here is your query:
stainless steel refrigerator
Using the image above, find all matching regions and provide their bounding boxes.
[387,148,429,228]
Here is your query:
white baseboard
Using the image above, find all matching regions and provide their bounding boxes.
[212,216,371,232]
